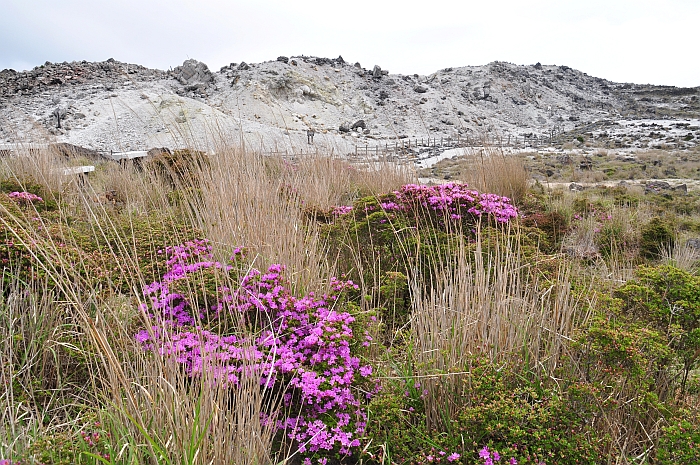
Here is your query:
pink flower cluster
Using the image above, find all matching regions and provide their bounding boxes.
[415,450,461,464]
[334,183,518,225]
[8,191,43,203]
[137,239,374,462]
[389,183,518,224]
[332,205,353,216]
[479,446,520,465]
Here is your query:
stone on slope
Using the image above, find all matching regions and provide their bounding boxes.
[173,59,213,86]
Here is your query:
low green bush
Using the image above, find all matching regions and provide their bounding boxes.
[640,217,675,260]
[366,355,601,465]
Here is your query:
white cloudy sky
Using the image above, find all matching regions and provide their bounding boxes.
[1,0,698,86]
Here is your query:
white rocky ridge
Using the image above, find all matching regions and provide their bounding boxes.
[0,56,698,157]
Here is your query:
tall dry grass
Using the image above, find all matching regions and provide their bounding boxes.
[410,226,590,431]
[0,147,277,464]
[0,144,66,196]
[459,148,529,203]
[0,279,97,462]
[0,139,414,464]
[85,296,281,465]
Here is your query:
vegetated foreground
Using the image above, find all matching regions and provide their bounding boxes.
[0,142,699,465]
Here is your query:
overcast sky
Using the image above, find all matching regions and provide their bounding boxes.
[1,0,698,87]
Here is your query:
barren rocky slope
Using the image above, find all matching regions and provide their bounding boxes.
[1,56,698,155]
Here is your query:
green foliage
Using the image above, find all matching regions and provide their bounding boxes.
[367,356,601,465]
[657,414,700,463]
[520,211,568,253]
[26,426,112,465]
[645,191,700,215]
[579,310,671,384]
[377,270,410,334]
[570,266,700,461]
[639,217,675,259]
[1,178,59,211]
[615,265,700,390]
[608,186,640,207]
[595,216,638,260]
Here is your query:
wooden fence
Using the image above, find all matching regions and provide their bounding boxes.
[352,130,565,158]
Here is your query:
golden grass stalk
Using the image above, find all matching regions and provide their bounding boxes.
[459,148,529,203]
[410,225,589,431]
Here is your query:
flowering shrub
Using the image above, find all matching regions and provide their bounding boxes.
[323,183,518,336]
[8,191,43,207]
[657,415,700,463]
[478,446,520,465]
[136,239,375,462]
[335,183,518,226]
[8,191,43,203]
[408,449,461,464]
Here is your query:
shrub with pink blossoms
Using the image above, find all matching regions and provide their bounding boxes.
[334,182,518,226]
[8,191,43,204]
[136,239,375,462]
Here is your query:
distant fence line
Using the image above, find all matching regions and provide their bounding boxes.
[0,126,569,162]
[351,130,565,158]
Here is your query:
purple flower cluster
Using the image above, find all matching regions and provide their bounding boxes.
[8,191,43,203]
[478,446,519,465]
[137,239,374,462]
[332,205,353,216]
[414,450,461,464]
[389,183,518,224]
[334,183,518,225]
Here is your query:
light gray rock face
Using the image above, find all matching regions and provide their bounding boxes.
[173,59,213,86]
[0,55,699,154]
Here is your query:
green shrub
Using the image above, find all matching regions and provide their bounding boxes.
[657,414,700,463]
[614,265,700,394]
[366,356,601,464]
[639,217,674,259]
[596,216,638,260]
[520,211,568,253]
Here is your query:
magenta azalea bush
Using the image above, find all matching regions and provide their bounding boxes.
[335,183,518,225]
[8,191,43,203]
[136,239,375,462]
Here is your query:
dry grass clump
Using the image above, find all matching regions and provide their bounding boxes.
[0,280,95,462]
[0,144,66,196]
[458,149,529,203]
[410,228,587,431]
[276,153,415,211]
[660,240,700,274]
[84,299,279,465]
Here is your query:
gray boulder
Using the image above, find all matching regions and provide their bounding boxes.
[645,181,671,194]
[173,59,213,86]
[351,120,366,130]
[686,238,700,249]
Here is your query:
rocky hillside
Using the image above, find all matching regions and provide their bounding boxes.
[1,56,699,154]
